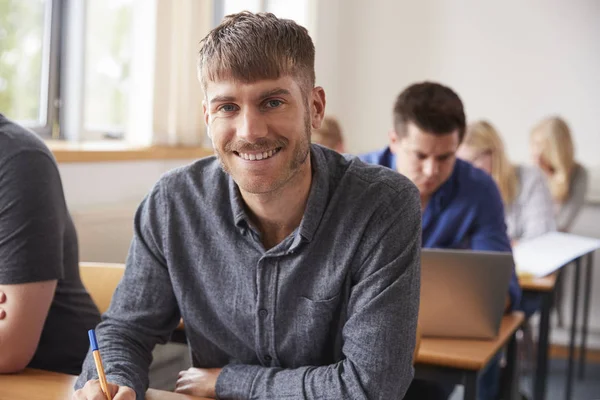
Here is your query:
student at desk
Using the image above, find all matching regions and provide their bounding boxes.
[530,116,589,327]
[0,114,101,375]
[458,120,556,244]
[360,82,521,400]
[74,12,421,400]
[530,116,588,233]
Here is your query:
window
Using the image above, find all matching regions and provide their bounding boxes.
[83,0,134,138]
[1,1,309,145]
[0,0,55,136]
[0,0,149,142]
[215,0,311,30]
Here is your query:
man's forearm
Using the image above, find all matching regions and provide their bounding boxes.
[216,359,414,400]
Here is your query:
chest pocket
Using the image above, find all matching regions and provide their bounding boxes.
[289,293,342,366]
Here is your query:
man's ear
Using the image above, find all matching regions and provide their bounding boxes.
[203,100,211,138]
[388,130,400,154]
[310,86,326,130]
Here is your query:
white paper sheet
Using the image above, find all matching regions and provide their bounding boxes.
[513,232,600,277]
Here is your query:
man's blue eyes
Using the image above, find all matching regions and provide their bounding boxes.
[266,100,282,108]
[221,105,237,112]
[219,100,282,112]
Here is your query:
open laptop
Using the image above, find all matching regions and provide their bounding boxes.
[419,248,514,340]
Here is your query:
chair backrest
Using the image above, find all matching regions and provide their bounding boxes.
[79,262,126,314]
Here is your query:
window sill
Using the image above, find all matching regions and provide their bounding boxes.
[46,141,214,163]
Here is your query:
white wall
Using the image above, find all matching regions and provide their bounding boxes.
[315,0,600,168]
[59,160,196,263]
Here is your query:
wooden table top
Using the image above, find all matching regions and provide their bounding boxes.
[518,272,558,292]
[415,312,525,371]
[0,368,209,400]
[4,314,525,396]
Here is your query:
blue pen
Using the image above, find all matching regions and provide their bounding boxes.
[88,329,112,400]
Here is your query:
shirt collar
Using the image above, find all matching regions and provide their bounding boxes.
[228,145,331,245]
[383,147,397,170]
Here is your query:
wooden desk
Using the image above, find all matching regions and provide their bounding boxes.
[0,368,209,400]
[519,271,558,400]
[415,312,524,400]
[519,272,557,292]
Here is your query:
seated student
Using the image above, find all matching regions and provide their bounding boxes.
[360,82,521,400]
[530,116,589,328]
[74,12,421,400]
[530,116,588,232]
[458,120,556,244]
[311,115,345,152]
[0,114,101,375]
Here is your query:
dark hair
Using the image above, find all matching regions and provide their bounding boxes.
[393,82,466,141]
[198,11,315,94]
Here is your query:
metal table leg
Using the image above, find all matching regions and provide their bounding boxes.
[501,332,519,400]
[463,371,478,400]
[578,251,594,380]
[534,291,553,400]
[565,257,582,400]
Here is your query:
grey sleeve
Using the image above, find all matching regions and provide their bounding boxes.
[518,168,556,240]
[216,186,422,400]
[556,166,589,232]
[0,151,66,284]
[75,183,181,399]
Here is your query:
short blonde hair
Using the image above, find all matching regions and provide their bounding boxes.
[531,116,575,203]
[463,120,518,205]
[312,116,344,151]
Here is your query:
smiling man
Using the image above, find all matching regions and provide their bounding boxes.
[360,82,522,400]
[74,12,421,400]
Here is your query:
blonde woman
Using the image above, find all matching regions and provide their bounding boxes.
[530,116,589,232]
[457,120,556,242]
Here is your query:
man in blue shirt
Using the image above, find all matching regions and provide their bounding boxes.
[360,81,521,400]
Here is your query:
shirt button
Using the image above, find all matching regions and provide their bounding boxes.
[264,355,272,362]
[258,309,268,317]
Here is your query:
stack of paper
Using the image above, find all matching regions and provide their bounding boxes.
[513,232,600,277]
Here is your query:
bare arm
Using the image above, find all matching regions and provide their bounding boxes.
[0,151,68,373]
[0,280,57,372]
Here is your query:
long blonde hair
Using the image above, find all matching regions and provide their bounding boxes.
[463,121,518,205]
[530,116,575,203]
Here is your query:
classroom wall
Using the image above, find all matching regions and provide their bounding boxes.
[59,160,196,263]
[315,0,600,168]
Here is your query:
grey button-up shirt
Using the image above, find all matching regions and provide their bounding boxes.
[76,145,421,399]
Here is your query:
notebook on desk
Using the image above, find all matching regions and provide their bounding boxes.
[419,249,514,340]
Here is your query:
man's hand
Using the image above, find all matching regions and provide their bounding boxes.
[0,290,5,320]
[72,379,135,400]
[175,367,222,398]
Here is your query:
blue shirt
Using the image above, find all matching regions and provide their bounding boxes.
[360,146,521,309]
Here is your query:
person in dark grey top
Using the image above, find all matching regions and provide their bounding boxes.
[74,11,421,400]
[0,114,101,375]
